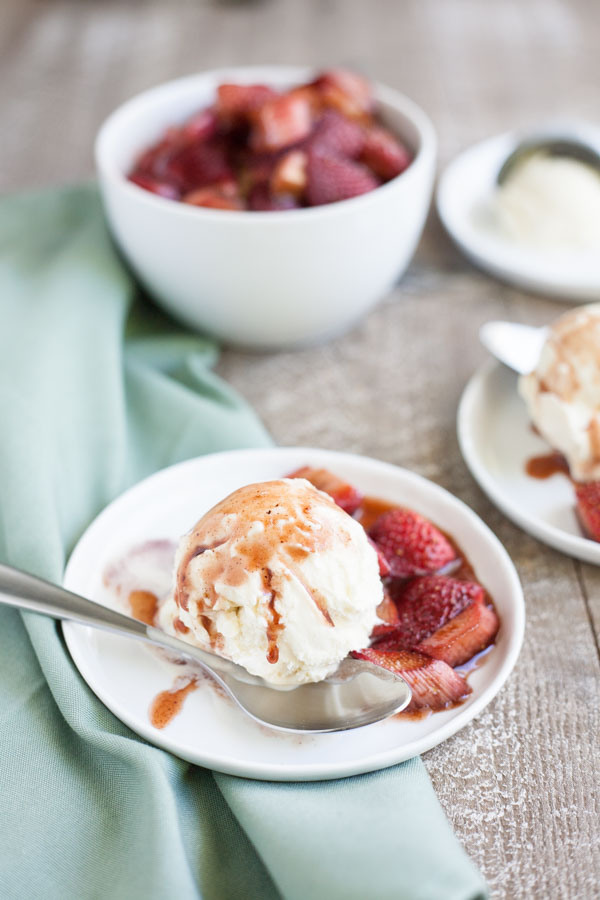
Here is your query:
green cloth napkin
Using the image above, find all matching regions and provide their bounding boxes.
[0,185,487,900]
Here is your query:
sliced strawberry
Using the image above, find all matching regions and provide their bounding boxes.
[417,602,499,668]
[183,181,244,210]
[247,183,299,212]
[287,466,363,515]
[216,84,278,124]
[162,139,233,193]
[575,481,600,541]
[129,173,180,200]
[352,647,471,711]
[310,109,365,159]
[360,126,411,180]
[270,150,308,197]
[369,508,456,578]
[306,149,378,206]
[375,576,483,650]
[251,92,313,153]
[314,68,373,121]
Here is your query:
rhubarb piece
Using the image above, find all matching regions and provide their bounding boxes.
[270,150,308,197]
[216,84,277,124]
[368,536,392,577]
[287,466,363,515]
[314,68,373,121]
[369,509,457,578]
[360,126,411,180]
[183,182,244,210]
[375,589,400,625]
[306,149,378,206]
[416,602,499,668]
[251,92,313,153]
[575,481,600,541]
[353,647,471,711]
[310,109,365,158]
[129,173,180,200]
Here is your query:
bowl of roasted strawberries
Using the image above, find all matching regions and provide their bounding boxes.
[96,66,436,349]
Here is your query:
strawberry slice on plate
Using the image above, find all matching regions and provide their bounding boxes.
[574,481,600,541]
[417,602,499,668]
[369,509,457,578]
[286,466,363,514]
[375,575,483,650]
[352,647,471,711]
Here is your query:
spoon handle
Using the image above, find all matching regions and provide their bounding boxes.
[0,562,149,639]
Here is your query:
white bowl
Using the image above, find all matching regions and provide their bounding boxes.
[95,66,436,349]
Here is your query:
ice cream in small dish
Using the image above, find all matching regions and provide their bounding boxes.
[520,304,600,542]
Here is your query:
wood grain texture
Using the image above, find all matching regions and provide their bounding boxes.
[2,1,599,897]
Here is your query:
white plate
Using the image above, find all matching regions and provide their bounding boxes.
[437,131,600,302]
[458,360,600,565]
[63,447,524,781]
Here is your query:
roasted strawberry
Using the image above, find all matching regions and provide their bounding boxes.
[247,183,299,211]
[181,107,219,142]
[369,509,456,578]
[360,126,411,180]
[129,173,180,200]
[314,68,373,121]
[306,149,378,206]
[216,84,277,124]
[270,150,308,197]
[287,466,363,514]
[310,109,365,158]
[417,602,499,668]
[162,139,233,193]
[373,576,483,650]
[575,481,600,541]
[183,182,244,210]
[251,92,313,153]
[352,647,471,711]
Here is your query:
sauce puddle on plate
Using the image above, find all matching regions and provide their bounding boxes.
[525,451,570,480]
[150,676,198,730]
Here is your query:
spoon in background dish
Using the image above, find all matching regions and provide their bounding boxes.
[479,320,547,374]
[0,562,411,733]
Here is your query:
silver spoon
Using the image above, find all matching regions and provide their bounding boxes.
[497,134,600,186]
[479,320,547,374]
[0,563,411,733]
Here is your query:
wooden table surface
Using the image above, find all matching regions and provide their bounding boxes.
[3,1,599,897]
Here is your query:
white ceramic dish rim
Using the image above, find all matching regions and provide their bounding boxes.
[457,358,600,565]
[95,65,437,223]
[62,447,524,780]
[436,130,600,296]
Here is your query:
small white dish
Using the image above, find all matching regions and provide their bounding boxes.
[63,447,524,781]
[458,359,600,565]
[96,66,436,350]
[437,131,600,302]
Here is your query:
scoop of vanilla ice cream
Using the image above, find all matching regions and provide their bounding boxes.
[158,478,383,685]
[519,304,600,480]
[496,152,600,252]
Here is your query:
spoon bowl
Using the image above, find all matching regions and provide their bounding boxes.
[0,563,411,732]
[479,320,547,375]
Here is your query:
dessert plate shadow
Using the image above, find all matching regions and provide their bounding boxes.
[63,447,524,782]
[458,360,600,565]
[437,131,600,302]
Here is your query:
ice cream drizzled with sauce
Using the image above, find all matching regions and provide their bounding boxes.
[496,152,600,252]
[519,304,600,481]
[157,478,383,685]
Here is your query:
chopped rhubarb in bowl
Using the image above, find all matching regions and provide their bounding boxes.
[95,66,436,349]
